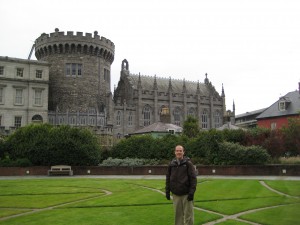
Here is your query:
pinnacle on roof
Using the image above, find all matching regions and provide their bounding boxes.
[168,76,173,91]
[221,83,225,97]
[182,78,187,93]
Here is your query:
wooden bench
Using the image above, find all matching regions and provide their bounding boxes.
[48,165,73,176]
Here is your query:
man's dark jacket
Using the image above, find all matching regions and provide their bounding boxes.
[165,157,197,196]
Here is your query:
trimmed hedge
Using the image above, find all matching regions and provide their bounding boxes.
[3,124,101,166]
[110,130,271,165]
[100,157,160,166]
[216,142,270,165]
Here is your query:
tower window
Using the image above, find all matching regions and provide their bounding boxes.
[104,68,110,82]
[66,63,83,77]
[77,64,82,76]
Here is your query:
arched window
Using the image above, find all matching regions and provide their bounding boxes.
[143,105,151,126]
[174,107,181,126]
[32,114,43,123]
[58,116,64,125]
[122,59,129,70]
[89,116,96,126]
[80,116,86,125]
[214,110,221,128]
[128,111,133,126]
[69,116,76,125]
[202,110,208,129]
[116,111,121,126]
[100,117,104,126]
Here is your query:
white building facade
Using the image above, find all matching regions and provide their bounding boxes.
[0,56,49,134]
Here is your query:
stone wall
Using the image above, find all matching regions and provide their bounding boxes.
[0,165,299,176]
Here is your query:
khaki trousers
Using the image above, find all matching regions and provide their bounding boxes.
[172,194,194,225]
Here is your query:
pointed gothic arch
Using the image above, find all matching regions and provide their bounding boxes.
[122,59,129,71]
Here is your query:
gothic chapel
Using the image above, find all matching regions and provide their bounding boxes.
[113,59,226,138]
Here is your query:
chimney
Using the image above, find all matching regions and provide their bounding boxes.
[160,107,171,123]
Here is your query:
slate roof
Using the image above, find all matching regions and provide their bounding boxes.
[235,108,267,119]
[131,122,183,134]
[127,74,217,96]
[256,91,300,119]
[217,122,247,130]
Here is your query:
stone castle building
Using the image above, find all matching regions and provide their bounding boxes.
[1,28,228,144]
[113,59,226,138]
[34,28,115,145]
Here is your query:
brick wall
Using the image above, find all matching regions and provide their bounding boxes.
[0,165,299,176]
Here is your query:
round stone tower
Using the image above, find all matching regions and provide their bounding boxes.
[34,28,114,115]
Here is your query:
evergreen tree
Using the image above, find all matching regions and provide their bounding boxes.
[182,116,200,138]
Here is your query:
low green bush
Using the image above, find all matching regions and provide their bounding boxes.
[5,124,101,166]
[216,142,270,165]
[99,157,160,166]
[0,158,32,167]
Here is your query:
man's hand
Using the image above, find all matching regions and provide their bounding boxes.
[187,193,194,201]
[166,192,170,200]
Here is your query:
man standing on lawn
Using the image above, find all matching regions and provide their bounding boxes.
[166,145,197,225]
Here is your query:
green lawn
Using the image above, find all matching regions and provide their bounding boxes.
[0,178,299,225]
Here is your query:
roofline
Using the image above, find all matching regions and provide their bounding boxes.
[0,56,50,66]
[256,113,300,120]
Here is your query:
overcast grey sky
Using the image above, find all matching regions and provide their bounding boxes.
[1,0,299,115]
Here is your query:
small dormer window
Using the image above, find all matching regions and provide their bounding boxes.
[279,101,285,111]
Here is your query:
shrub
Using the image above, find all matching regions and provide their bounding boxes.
[222,129,246,144]
[99,157,160,166]
[242,127,271,147]
[156,134,183,159]
[282,118,300,156]
[0,136,6,159]
[262,129,285,157]
[5,124,101,166]
[182,116,200,138]
[111,135,158,159]
[217,142,270,165]
[0,158,32,167]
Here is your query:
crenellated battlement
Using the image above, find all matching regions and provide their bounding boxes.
[35,28,114,48]
[35,28,114,63]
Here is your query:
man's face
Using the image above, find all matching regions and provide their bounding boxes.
[175,146,184,160]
